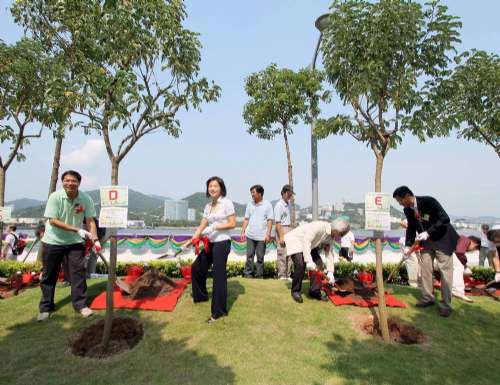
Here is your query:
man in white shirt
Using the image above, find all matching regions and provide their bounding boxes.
[2,225,19,260]
[274,185,294,280]
[241,185,273,278]
[339,229,355,262]
[285,219,350,303]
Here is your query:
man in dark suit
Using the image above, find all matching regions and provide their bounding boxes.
[393,186,459,317]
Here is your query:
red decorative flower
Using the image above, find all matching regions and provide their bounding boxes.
[415,211,421,220]
[74,204,85,213]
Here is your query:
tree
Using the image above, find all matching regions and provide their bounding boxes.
[13,0,220,351]
[0,38,67,206]
[420,50,499,158]
[316,0,461,342]
[243,64,329,226]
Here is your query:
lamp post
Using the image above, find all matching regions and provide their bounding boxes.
[310,13,329,221]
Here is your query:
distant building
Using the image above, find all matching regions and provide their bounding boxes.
[164,200,188,221]
[187,208,196,221]
[127,220,146,229]
[12,217,41,225]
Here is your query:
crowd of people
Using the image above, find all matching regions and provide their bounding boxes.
[2,169,499,323]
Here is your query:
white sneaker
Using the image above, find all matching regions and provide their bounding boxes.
[279,277,288,281]
[453,293,474,303]
[37,312,50,322]
[79,307,94,318]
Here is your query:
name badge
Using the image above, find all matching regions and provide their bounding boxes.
[422,214,430,221]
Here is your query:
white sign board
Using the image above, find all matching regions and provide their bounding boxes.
[0,206,12,222]
[364,192,391,231]
[100,186,129,207]
[99,207,128,228]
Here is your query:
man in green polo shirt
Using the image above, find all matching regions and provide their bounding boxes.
[38,170,100,321]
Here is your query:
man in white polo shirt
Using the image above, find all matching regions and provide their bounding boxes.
[241,185,273,278]
[274,185,294,280]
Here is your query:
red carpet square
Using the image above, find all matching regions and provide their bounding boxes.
[90,278,189,312]
[326,290,407,308]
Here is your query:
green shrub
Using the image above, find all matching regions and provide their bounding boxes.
[2,259,414,284]
[471,266,495,282]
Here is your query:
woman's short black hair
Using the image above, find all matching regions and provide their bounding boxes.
[206,176,227,198]
[468,236,481,249]
[250,184,264,195]
[393,186,414,199]
[61,170,82,183]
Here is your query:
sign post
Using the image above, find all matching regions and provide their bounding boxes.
[365,193,391,342]
[99,186,128,350]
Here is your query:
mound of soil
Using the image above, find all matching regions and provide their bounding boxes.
[128,268,178,300]
[70,316,143,358]
[362,315,426,344]
[334,277,378,300]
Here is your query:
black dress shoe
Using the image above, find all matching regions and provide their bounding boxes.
[415,300,435,308]
[439,307,452,317]
[291,292,303,303]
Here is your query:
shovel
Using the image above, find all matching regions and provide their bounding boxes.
[95,251,132,294]
[385,243,424,284]
[21,238,39,263]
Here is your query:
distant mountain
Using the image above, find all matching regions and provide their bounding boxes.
[6,198,44,211]
[182,192,246,217]
[12,189,166,219]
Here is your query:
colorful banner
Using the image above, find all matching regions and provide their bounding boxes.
[101,235,402,254]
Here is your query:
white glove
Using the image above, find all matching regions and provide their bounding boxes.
[327,271,335,284]
[495,272,500,283]
[77,229,92,240]
[93,241,102,253]
[306,261,316,271]
[463,267,472,276]
[202,225,216,236]
[416,231,429,241]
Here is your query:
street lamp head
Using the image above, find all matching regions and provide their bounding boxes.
[315,13,330,32]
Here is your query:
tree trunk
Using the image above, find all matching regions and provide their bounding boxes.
[0,167,5,208]
[283,129,296,227]
[101,158,120,351]
[48,133,64,195]
[0,167,5,253]
[374,154,384,192]
[373,153,390,343]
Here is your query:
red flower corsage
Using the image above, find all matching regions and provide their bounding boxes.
[74,204,85,213]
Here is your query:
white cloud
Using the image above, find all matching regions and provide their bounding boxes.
[61,139,107,168]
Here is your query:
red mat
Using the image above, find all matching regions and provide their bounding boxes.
[90,277,189,312]
[326,290,407,308]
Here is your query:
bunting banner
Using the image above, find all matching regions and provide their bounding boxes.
[97,235,402,254]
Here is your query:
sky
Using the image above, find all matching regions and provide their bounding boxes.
[0,0,499,217]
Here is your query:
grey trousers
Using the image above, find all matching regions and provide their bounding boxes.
[479,246,494,267]
[244,238,266,278]
[276,226,292,278]
[420,248,453,310]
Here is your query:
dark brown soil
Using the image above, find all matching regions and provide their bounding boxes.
[362,315,426,344]
[70,316,143,358]
[335,277,378,301]
[468,286,499,300]
[128,269,178,300]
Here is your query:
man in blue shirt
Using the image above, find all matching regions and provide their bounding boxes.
[240,185,273,278]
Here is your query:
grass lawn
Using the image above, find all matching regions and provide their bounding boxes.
[1,277,499,385]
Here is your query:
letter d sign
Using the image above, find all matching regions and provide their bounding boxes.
[109,190,118,201]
